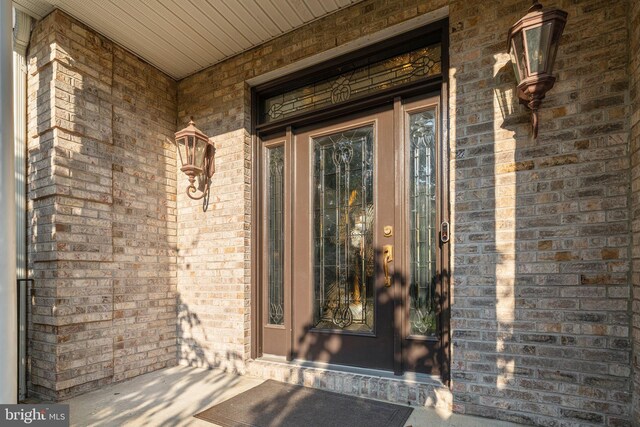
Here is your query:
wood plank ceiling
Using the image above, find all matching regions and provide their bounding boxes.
[13,0,363,80]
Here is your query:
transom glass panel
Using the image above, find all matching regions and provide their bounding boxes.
[408,110,437,337]
[260,43,441,124]
[313,125,374,332]
[267,146,285,325]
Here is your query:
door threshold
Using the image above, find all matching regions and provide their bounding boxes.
[256,354,444,386]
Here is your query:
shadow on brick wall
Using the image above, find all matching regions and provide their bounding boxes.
[177,294,209,367]
[449,54,500,420]
[177,295,243,372]
[25,30,56,400]
[176,225,244,373]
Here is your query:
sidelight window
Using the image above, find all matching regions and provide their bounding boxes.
[267,146,285,325]
[408,109,437,337]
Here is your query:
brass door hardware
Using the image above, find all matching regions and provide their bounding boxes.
[383,225,393,237]
[383,244,393,287]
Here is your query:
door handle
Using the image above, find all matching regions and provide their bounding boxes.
[383,245,393,287]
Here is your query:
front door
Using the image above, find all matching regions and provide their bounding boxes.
[259,95,448,376]
[293,106,395,370]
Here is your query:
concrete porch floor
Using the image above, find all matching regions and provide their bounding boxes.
[61,365,522,426]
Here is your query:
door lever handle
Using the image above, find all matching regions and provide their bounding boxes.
[383,245,393,287]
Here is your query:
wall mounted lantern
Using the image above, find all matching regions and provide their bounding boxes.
[508,0,567,138]
[175,119,215,200]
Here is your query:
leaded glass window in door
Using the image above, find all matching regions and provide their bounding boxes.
[267,146,285,325]
[408,110,437,337]
[312,125,374,332]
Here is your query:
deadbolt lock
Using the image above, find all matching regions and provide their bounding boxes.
[441,220,450,243]
[383,225,393,237]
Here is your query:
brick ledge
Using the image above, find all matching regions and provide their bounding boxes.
[246,357,452,411]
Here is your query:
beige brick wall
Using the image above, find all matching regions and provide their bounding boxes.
[178,1,634,424]
[24,0,638,424]
[630,0,640,423]
[449,1,632,425]
[27,10,178,400]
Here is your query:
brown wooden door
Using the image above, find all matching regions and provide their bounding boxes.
[259,95,448,376]
[292,106,396,371]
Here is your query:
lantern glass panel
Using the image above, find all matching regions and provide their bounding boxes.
[525,22,552,74]
[194,137,208,170]
[510,33,526,83]
[547,22,563,76]
[186,136,195,164]
[176,136,187,167]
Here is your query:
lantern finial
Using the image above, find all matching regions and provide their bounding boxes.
[529,1,542,12]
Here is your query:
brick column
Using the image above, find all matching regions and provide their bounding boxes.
[0,0,17,404]
[26,10,178,399]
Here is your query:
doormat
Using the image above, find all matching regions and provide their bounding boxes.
[194,380,413,427]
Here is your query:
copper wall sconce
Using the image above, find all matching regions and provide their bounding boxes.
[175,119,215,200]
[508,0,567,137]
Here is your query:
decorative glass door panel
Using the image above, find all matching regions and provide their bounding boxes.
[267,146,285,325]
[313,126,375,332]
[408,110,437,337]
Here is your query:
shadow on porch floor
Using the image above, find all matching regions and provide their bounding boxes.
[59,365,522,426]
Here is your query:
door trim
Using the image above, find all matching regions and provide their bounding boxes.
[393,97,404,375]
[441,80,451,386]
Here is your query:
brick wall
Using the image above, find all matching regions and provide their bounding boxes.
[175,0,635,424]
[449,0,632,425]
[630,0,640,423]
[27,10,178,400]
[23,1,638,424]
[177,0,635,424]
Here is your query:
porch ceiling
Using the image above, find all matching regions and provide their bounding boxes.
[12,0,363,80]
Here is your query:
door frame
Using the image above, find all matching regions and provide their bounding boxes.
[250,19,450,383]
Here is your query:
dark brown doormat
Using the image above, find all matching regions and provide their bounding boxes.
[194,380,413,427]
